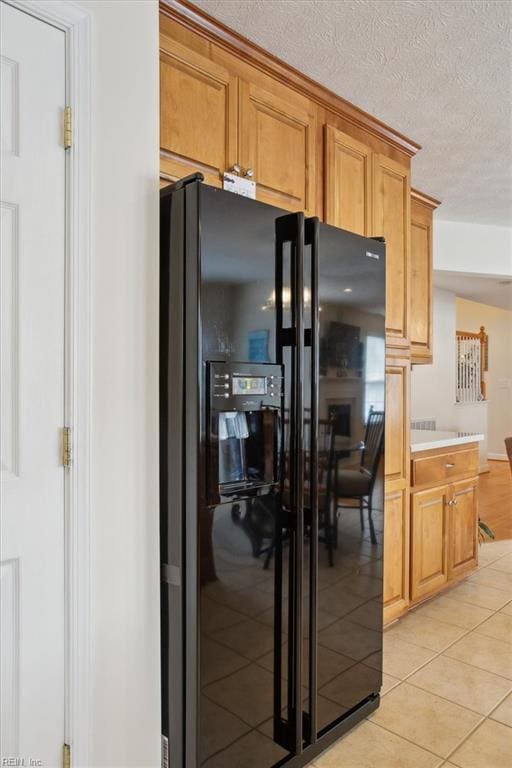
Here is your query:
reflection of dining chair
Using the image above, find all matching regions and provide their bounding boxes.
[505,437,512,474]
[231,496,275,562]
[323,407,384,560]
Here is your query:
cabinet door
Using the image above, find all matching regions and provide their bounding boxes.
[411,486,449,602]
[160,39,238,186]
[383,490,410,623]
[239,80,316,214]
[448,479,478,579]
[385,358,410,485]
[324,126,372,235]
[373,156,410,348]
[410,195,433,362]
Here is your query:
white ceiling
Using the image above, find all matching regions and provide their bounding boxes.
[434,270,512,310]
[192,0,512,226]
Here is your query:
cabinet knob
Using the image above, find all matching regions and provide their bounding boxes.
[244,168,254,178]
[445,462,455,468]
[229,164,242,175]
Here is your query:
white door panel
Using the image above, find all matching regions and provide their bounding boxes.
[1,3,66,764]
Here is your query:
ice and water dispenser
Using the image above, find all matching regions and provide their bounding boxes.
[206,361,284,507]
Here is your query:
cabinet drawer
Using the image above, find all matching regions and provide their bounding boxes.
[412,448,478,487]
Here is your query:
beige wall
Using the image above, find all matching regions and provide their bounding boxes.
[411,288,497,470]
[435,219,512,277]
[456,298,512,459]
[411,288,457,429]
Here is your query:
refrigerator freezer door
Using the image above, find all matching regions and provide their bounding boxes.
[198,186,297,768]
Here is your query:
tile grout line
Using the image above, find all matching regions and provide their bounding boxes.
[485,687,512,720]
[441,715,487,766]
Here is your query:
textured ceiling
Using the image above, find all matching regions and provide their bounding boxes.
[192,0,512,226]
[434,271,512,310]
[434,270,512,310]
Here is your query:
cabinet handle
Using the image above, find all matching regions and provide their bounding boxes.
[229,164,242,175]
[244,167,254,178]
[445,462,455,468]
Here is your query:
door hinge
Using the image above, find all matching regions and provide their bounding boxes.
[63,743,71,768]
[62,426,72,468]
[64,106,72,149]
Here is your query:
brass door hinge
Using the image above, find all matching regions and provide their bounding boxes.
[64,106,72,149]
[62,427,72,468]
[63,743,71,768]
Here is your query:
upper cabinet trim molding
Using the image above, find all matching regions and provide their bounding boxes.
[160,0,421,158]
[411,188,442,209]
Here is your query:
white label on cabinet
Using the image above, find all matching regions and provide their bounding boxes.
[223,172,256,199]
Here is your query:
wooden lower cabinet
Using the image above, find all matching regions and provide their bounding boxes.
[409,444,479,608]
[449,478,478,579]
[411,485,449,601]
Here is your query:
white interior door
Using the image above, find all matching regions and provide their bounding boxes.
[1,3,66,764]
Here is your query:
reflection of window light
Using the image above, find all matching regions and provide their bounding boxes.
[364,335,385,420]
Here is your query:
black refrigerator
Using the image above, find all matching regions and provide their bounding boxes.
[160,174,386,768]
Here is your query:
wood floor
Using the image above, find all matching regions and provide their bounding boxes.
[479,460,512,541]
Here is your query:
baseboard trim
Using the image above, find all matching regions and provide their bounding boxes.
[488,453,508,461]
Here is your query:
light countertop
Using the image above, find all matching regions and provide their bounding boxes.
[411,429,484,453]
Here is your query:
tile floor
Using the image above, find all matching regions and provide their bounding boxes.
[310,537,512,768]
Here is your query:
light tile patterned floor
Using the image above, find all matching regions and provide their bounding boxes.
[311,538,512,768]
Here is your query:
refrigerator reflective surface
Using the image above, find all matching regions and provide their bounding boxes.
[160,180,385,768]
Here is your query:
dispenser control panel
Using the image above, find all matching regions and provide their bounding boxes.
[208,361,283,411]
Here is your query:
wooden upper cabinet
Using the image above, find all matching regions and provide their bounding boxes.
[373,155,411,348]
[448,478,478,579]
[239,81,316,215]
[411,485,449,601]
[410,190,440,364]
[324,126,372,235]
[160,39,238,186]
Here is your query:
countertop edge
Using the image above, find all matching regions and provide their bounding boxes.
[410,434,484,453]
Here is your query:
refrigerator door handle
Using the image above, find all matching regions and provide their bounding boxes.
[274,212,305,756]
[304,217,320,745]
